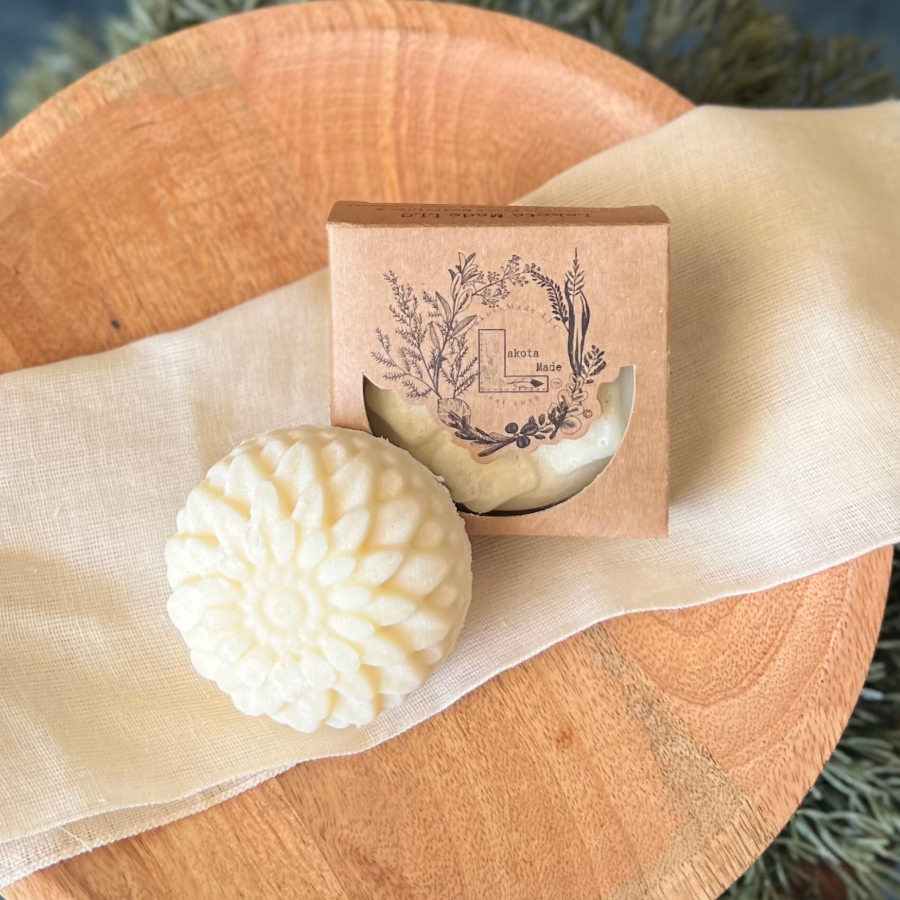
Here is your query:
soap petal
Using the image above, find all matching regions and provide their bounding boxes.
[330,613,376,642]
[199,607,241,633]
[214,665,242,693]
[183,625,220,652]
[189,650,219,680]
[166,593,201,632]
[297,531,328,570]
[374,498,422,545]
[216,632,253,665]
[330,694,379,727]
[320,439,352,475]
[250,480,281,525]
[429,583,459,610]
[377,468,406,500]
[335,669,377,701]
[274,440,318,498]
[225,452,268,504]
[392,553,451,595]
[165,535,217,584]
[237,648,274,688]
[294,689,331,721]
[196,578,240,608]
[379,660,427,694]
[216,555,251,581]
[269,519,297,565]
[268,661,305,701]
[330,458,373,513]
[205,460,230,490]
[360,635,407,667]
[258,436,291,470]
[292,483,325,532]
[243,527,270,567]
[300,652,337,690]
[208,500,247,552]
[283,702,326,733]
[231,687,267,717]
[328,586,371,610]
[183,483,223,531]
[400,609,453,649]
[320,636,360,673]
[331,508,371,554]
[317,556,356,586]
[415,519,445,549]
[358,551,404,585]
[364,594,416,626]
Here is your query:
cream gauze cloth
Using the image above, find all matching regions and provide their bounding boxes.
[2,104,900,886]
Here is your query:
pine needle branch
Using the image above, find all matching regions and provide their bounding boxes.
[2,0,896,130]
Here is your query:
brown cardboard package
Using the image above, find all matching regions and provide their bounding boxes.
[328,202,669,537]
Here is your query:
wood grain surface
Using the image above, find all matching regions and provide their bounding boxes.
[0,2,891,898]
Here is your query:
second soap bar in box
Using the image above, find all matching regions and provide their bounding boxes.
[327,202,669,538]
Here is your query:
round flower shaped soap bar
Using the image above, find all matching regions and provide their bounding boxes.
[165,426,472,732]
[365,367,633,514]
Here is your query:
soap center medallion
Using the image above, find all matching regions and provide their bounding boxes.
[247,568,323,647]
[262,586,304,630]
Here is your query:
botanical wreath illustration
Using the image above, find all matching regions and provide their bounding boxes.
[372,251,606,457]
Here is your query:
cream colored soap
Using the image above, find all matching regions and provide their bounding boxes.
[165,426,472,732]
[365,368,633,514]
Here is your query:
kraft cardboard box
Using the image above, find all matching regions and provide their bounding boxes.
[327,202,669,538]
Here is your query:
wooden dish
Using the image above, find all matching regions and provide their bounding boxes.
[0,2,890,898]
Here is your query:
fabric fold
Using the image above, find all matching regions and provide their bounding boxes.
[1,103,899,886]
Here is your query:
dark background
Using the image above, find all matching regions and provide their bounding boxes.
[1,0,900,97]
